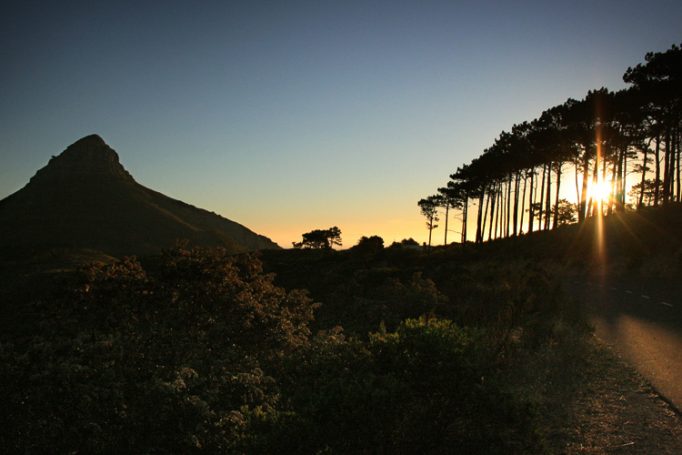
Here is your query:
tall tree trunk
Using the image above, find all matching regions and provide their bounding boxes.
[443,203,449,245]
[614,151,620,212]
[427,215,433,248]
[495,185,501,239]
[476,189,485,244]
[519,173,527,234]
[588,157,599,218]
[544,161,552,230]
[580,151,590,222]
[622,147,628,208]
[462,194,468,243]
[500,186,505,238]
[488,186,496,242]
[654,133,661,206]
[538,164,547,229]
[608,160,617,216]
[670,126,679,202]
[505,174,512,238]
[513,172,520,236]
[497,185,503,239]
[675,126,682,202]
[664,129,671,203]
[528,170,535,233]
[573,161,580,211]
[601,155,607,217]
[639,145,648,208]
[616,147,624,211]
[498,183,507,238]
[553,163,562,229]
[493,183,504,239]
[481,190,490,242]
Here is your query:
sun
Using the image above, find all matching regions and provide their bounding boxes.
[591,179,612,203]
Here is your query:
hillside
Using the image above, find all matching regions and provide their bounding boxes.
[0,135,279,259]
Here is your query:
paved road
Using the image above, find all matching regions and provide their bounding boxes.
[566,274,682,412]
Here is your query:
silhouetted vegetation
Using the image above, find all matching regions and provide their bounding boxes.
[274,318,540,453]
[292,226,342,249]
[1,239,595,453]
[418,196,440,248]
[351,234,385,256]
[421,43,682,245]
[1,247,314,453]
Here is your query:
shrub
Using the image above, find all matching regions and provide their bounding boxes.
[274,318,540,454]
[0,246,315,453]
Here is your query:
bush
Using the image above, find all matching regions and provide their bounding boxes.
[0,246,315,453]
[318,269,448,336]
[351,235,385,256]
[274,318,540,454]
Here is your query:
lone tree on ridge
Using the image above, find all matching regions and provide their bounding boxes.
[293,226,342,249]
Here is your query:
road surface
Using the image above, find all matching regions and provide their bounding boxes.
[567,273,682,413]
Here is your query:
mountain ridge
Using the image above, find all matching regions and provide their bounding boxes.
[0,134,279,258]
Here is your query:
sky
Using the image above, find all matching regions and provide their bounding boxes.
[2,1,681,248]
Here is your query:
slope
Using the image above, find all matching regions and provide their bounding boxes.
[0,134,279,258]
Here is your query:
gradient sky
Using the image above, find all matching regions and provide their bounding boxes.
[2,1,681,248]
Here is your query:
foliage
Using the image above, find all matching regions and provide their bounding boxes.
[629,179,664,206]
[418,196,440,246]
[320,269,448,335]
[389,237,420,248]
[1,237,605,453]
[553,198,577,226]
[0,246,315,453]
[353,234,384,251]
[292,226,342,249]
[274,318,540,454]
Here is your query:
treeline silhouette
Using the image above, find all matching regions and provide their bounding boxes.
[420,43,682,245]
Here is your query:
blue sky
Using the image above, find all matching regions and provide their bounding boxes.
[2,1,681,247]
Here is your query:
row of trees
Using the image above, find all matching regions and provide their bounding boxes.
[420,43,682,245]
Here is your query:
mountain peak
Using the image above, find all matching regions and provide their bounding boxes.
[30,134,133,184]
[67,134,107,149]
[0,135,280,257]
[61,134,120,164]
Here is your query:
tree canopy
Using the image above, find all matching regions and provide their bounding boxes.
[292,226,342,249]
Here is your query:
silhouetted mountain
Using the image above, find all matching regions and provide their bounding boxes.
[0,134,279,258]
